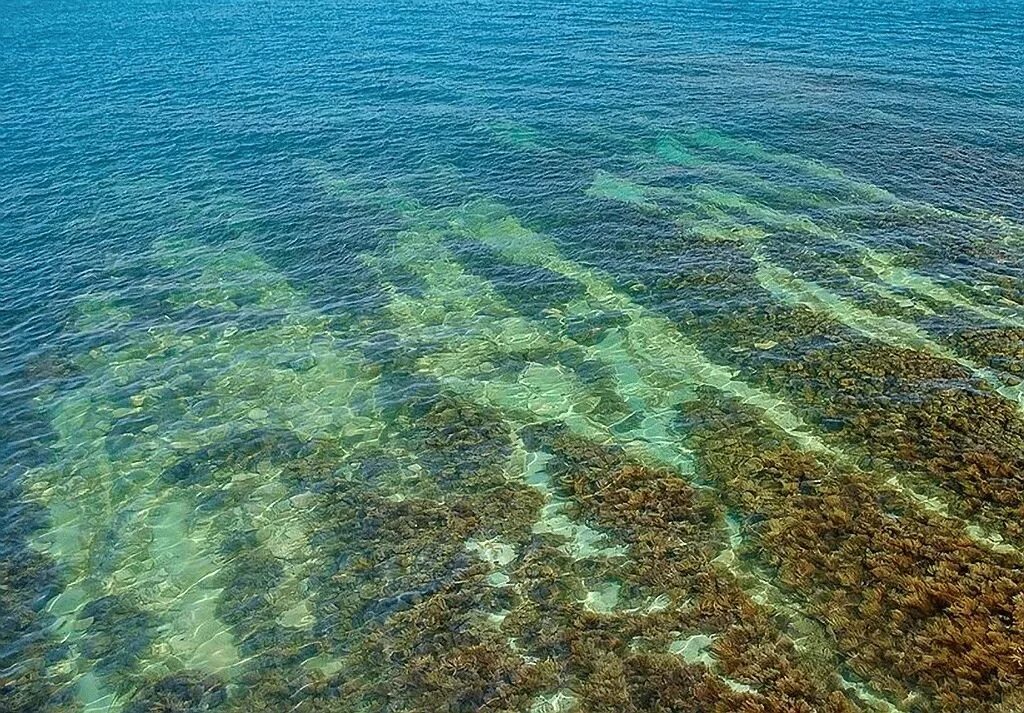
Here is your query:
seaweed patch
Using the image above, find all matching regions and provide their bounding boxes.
[683,388,1024,711]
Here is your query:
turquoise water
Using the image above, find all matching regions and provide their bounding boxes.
[4,2,1024,711]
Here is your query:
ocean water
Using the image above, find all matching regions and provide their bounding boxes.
[3,1,1024,711]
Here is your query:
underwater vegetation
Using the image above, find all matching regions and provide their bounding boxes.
[520,422,860,712]
[7,124,1024,713]
[574,129,1024,551]
[761,344,1024,543]
[683,389,1024,712]
[122,672,226,713]
[311,174,889,710]
[589,144,1024,389]
[1,471,76,713]
[13,237,382,711]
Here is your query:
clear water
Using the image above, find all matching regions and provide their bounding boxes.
[3,2,1024,712]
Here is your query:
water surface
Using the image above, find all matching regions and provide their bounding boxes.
[3,2,1024,711]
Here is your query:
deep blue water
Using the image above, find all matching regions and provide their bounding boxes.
[4,2,1024,712]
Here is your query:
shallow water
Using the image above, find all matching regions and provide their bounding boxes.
[4,1,1024,711]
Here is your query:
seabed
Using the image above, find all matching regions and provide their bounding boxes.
[6,129,1024,713]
